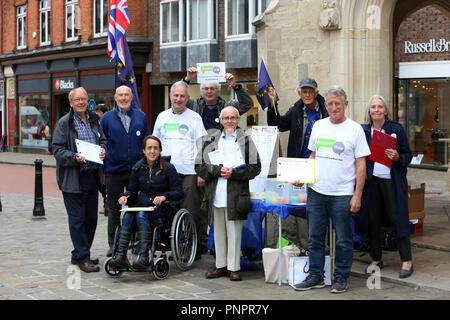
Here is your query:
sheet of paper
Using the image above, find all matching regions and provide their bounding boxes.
[276,157,315,184]
[120,207,157,212]
[196,62,226,83]
[249,126,278,192]
[208,143,245,168]
[75,139,103,165]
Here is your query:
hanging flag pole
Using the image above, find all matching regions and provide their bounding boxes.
[107,0,140,109]
[256,58,278,110]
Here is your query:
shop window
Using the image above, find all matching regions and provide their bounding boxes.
[19,95,51,148]
[66,0,79,42]
[87,92,115,113]
[225,0,268,38]
[40,1,51,45]
[160,0,184,44]
[403,79,450,165]
[187,0,216,41]
[94,0,109,37]
[17,5,27,49]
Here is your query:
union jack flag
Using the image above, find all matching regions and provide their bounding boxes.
[108,0,130,66]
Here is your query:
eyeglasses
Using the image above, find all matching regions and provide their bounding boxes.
[202,86,218,91]
[221,116,239,121]
[72,97,88,102]
[300,89,316,96]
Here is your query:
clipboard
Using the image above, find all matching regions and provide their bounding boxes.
[276,157,315,184]
[369,129,396,168]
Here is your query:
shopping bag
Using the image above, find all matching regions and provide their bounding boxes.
[288,256,332,287]
[263,245,300,283]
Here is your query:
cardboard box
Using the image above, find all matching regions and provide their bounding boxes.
[410,218,423,235]
[408,181,425,213]
[288,256,331,288]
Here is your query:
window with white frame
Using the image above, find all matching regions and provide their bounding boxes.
[187,0,216,41]
[160,0,184,44]
[225,0,269,37]
[94,0,109,37]
[66,0,79,41]
[17,5,27,49]
[40,1,51,45]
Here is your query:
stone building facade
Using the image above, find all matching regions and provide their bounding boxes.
[255,0,449,168]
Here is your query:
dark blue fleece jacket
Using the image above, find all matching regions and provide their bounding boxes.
[100,108,150,174]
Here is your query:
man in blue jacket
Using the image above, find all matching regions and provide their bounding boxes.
[100,85,150,256]
[266,78,328,253]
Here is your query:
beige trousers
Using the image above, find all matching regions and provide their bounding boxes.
[213,206,244,272]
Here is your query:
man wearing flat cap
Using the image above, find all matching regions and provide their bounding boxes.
[266,78,328,253]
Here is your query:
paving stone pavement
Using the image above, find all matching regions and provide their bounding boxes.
[1,151,450,303]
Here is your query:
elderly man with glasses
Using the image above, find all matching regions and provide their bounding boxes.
[182,66,254,131]
[196,106,261,281]
[52,87,107,273]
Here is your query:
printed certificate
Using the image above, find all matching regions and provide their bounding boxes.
[196,62,226,83]
[75,139,103,165]
[276,157,315,184]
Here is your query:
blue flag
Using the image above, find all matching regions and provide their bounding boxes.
[256,59,277,110]
[116,36,140,109]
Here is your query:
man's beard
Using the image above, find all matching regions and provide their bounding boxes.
[117,103,131,110]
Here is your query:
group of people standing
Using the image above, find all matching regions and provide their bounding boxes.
[52,68,414,292]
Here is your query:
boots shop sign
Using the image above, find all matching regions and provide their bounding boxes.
[54,78,75,91]
[404,39,450,54]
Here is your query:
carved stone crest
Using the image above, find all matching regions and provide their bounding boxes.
[319,0,341,30]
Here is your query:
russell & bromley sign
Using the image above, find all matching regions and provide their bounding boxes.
[404,38,450,54]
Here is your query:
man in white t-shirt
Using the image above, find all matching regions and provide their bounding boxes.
[153,81,207,260]
[294,85,370,294]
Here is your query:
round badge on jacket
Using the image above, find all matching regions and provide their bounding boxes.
[136,130,141,136]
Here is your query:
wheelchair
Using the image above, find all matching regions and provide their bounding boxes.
[103,201,197,280]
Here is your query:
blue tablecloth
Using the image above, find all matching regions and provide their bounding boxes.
[207,200,307,251]
[250,200,306,220]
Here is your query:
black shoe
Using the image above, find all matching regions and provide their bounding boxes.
[294,275,325,291]
[330,276,348,293]
[399,265,414,278]
[106,247,113,257]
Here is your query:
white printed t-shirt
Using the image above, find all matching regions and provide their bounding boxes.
[308,117,370,196]
[153,107,207,175]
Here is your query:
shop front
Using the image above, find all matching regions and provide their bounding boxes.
[395,6,450,169]
[7,55,117,152]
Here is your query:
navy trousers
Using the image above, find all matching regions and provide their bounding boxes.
[63,172,99,264]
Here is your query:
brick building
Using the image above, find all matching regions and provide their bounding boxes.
[0,0,266,153]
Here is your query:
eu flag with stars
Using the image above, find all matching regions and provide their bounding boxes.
[116,36,141,109]
[256,59,278,110]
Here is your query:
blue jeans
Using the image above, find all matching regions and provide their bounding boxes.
[307,187,353,279]
[121,207,165,229]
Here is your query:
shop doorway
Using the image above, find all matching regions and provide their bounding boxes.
[397,79,450,166]
[52,93,70,128]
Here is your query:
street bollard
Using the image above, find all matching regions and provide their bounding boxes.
[32,158,46,220]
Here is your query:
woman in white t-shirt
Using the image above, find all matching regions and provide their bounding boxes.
[358,95,414,279]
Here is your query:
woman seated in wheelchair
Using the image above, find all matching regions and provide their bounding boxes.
[109,135,183,270]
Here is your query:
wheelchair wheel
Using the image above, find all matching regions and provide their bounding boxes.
[103,257,124,277]
[153,257,170,280]
[170,208,197,271]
